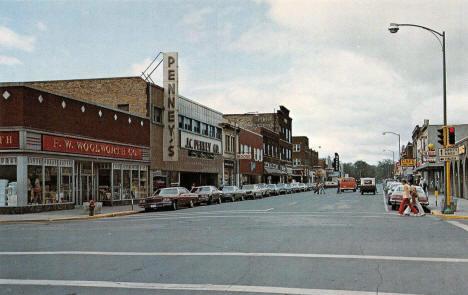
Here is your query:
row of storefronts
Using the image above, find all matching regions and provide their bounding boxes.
[0,76,315,213]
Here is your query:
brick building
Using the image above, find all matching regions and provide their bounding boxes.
[292,136,315,183]
[23,77,223,191]
[219,120,239,186]
[0,84,150,212]
[225,106,292,183]
[238,127,263,185]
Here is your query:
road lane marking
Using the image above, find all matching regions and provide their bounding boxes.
[90,214,400,223]
[265,208,274,211]
[0,279,423,295]
[1,251,467,263]
[446,220,468,232]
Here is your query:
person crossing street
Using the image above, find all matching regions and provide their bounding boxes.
[398,180,418,216]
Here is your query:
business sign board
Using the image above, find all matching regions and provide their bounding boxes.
[438,147,458,157]
[458,145,465,155]
[42,135,142,160]
[236,154,252,160]
[163,52,179,161]
[400,158,416,167]
[181,131,222,155]
[0,132,19,149]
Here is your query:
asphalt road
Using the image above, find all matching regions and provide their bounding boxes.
[1,186,467,295]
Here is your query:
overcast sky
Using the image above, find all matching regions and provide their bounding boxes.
[1,0,468,164]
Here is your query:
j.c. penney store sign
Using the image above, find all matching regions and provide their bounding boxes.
[181,131,221,155]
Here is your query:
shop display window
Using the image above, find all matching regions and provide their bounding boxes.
[112,168,121,200]
[44,166,58,204]
[28,165,43,205]
[0,159,17,207]
[131,168,139,198]
[140,169,148,198]
[60,167,73,203]
[122,169,131,199]
[98,167,111,201]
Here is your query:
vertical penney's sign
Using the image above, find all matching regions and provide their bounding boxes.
[163,52,179,161]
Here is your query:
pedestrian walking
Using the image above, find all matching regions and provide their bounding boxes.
[319,182,325,194]
[398,180,418,216]
[410,180,425,216]
[337,179,341,194]
[314,182,319,194]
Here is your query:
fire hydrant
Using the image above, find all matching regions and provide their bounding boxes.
[89,200,95,216]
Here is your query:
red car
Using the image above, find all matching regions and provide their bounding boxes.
[389,185,429,211]
[140,187,198,211]
[339,177,356,192]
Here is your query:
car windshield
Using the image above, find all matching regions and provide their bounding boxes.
[267,184,275,188]
[222,186,235,192]
[159,188,178,196]
[364,180,372,184]
[243,185,254,190]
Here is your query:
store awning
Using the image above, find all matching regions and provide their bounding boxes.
[414,162,444,172]
[265,167,285,175]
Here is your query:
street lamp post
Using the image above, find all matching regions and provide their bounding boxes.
[388,22,452,213]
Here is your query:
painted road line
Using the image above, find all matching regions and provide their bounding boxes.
[446,220,468,232]
[0,279,423,295]
[89,214,400,223]
[265,208,274,211]
[1,251,467,263]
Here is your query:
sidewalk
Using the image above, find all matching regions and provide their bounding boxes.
[0,204,143,223]
[427,192,468,219]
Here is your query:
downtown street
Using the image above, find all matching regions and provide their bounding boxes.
[1,187,467,295]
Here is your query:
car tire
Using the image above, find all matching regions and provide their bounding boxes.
[189,200,194,208]
[353,189,356,192]
[172,201,178,211]
[361,191,363,195]
[208,196,213,205]
[144,207,152,212]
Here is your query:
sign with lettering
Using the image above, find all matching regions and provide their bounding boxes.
[42,135,142,160]
[181,131,221,155]
[163,52,179,161]
[400,158,416,167]
[236,154,251,160]
[0,132,19,149]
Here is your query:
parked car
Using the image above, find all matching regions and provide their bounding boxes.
[389,185,429,211]
[386,182,401,204]
[339,177,356,192]
[257,183,271,197]
[306,182,316,191]
[298,183,307,192]
[289,183,300,193]
[191,186,223,205]
[242,184,262,199]
[140,187,198,211]
[360,178,376,195]
[276,183,287,195]
[220,186,245,202]
[325,181,338,188]
[267,184,280,196]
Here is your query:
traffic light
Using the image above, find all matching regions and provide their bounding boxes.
[437,127,446,146]
[448,126,455,145]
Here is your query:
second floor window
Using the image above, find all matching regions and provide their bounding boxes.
[152,106,162,124]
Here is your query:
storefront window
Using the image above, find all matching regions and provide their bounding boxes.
[98,165,112,202]
[113,167,121,200]
[122,169,131,199]
[28,164,43,205]
[44,166,58,204]
[0,157,17,207]
[60,167,73,203]
[131,168,139,198]
[140,168,148,198]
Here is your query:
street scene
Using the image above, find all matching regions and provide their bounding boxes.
[1,1,468,294]
[1,188,468,295]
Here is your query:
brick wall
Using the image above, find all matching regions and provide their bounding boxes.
[239,128,263,175]
[27,77,149,117]
[0,86,149,147]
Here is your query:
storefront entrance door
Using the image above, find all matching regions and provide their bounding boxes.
[80,175,91,204]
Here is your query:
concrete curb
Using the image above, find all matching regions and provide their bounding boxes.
[431,210,468,219]
[0,210,142,223]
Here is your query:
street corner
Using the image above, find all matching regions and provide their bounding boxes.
[431,209,468,219]
[0,210,143,224]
